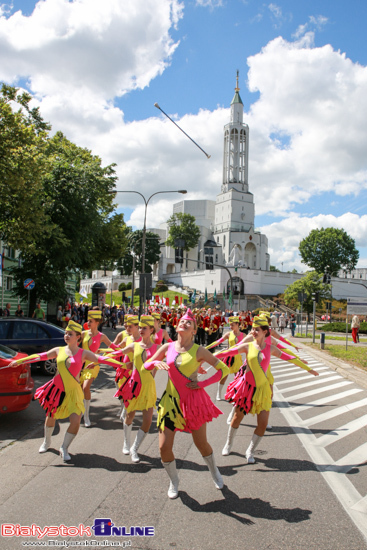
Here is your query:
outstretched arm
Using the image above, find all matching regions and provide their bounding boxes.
[8,348,58,368]
[271,347,317,375]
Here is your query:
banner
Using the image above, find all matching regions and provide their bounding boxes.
[79,285,88,299]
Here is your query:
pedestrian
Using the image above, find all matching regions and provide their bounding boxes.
[351,314,360,344]
[115,316,159,463]
[8,320,121,461]
[32,303,45,320]
[79,309,120,427]
[290,314,296,337]
[56,305,63,326]
[144,309,230,499]
[219,316,318,463]
[278,313,286,333]
[15,304,24,318]
[270,313,278,329]
[4,303,11,316]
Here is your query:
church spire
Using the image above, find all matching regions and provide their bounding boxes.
[231,70,243,106]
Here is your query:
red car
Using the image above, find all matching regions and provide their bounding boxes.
[0,344,34,414]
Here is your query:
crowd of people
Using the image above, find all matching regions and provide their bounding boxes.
[9,305,319,500]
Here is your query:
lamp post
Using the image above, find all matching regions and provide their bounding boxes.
[111,189,187,314]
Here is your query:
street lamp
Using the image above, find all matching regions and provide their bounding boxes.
[111,189,187,313]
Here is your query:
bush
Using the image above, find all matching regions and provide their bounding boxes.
[134,287,140,296]
[154,284,168,292]
[317,321,367,334]
[118,283,126,291]
[126,282,132,290]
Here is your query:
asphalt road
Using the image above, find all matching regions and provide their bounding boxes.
[1,326,366,550]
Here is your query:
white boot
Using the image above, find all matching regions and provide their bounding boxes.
[162,460,179,499]
[266,424,273,431]
[39,426,54,453]
[216,383,223,401]
[245,434,262,464]
[83,399,91,427]
[130,429,147,463]
[59,432,76,462]
[222,426,237,456]
[120,406,127,423]
[227,406,235,425]
[203,453,223,489]
[123,423,132,455]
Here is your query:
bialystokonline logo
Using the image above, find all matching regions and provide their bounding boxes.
[1,520,155,539]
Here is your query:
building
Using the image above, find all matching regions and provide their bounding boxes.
[80,74,367,305]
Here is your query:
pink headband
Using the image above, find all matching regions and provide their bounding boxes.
[181,308,196,323]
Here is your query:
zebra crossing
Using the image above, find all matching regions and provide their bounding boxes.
[272,350,367,541]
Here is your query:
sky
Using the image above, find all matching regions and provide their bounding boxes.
[1,0,367,272]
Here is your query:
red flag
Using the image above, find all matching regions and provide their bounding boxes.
[166,297,169,306]
[180,297,183,304]
[155,295,159,303]
[175,295,178,304]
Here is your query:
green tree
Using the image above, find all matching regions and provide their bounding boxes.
[11,132,128,310]
[0,84,54,250]
[299,227,359,276]
[119,229,161,276]
[284,271,330,316]
[166,212,201,251]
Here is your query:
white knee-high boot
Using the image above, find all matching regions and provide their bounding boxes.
[245,434,262,464]
[59,432,76,462]
[227,406,235,425]
[130,428,147,463]
[203,453,223,489]
[83,399,91,427]
[123,423,132,455]
[222,426,237,456]
[39,426,54,453]
[216,383,223,401]
[162,460,179,499]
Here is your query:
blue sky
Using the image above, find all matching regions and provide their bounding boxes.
[1,0,367,271]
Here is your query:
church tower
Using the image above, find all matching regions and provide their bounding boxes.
[214,72,269,271]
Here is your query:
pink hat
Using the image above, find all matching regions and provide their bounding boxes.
[181,308,196,322]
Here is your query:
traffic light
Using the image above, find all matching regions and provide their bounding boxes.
[175,248,184,264]
[312,292,320,303]
[323,274,331,284]
[122,291,126,302]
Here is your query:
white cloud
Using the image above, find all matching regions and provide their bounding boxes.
[195,0,223,7]
[2,6,367,270]
[259,213,367,272]
[0,0,183,98]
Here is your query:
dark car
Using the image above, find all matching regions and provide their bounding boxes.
[0,318,65,376]
[0,344,34,413]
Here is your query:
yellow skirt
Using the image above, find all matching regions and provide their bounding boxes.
[80,364,100,383]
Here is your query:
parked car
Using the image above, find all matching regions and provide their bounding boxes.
[0,318,65,376]
[0,344,34,413]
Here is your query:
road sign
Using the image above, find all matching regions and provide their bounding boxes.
[347,297,367,315]
[24,278,35,290]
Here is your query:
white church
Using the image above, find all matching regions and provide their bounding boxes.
[82,74,366,304]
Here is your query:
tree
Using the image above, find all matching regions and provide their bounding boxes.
[119,229,161,276]
[0,84,54,250]
[284,271,330,316]
[299,228,359,276]
[11,132,129,310]
[166,213,201,251]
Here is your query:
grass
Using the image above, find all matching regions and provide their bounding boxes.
[75,289,190,307]
[295,333,367,342]
[306,343,367,372]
